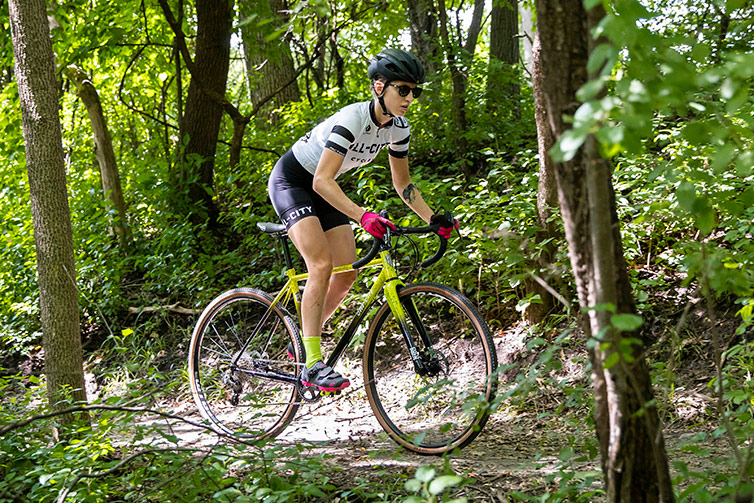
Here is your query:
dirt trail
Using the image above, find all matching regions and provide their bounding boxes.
[134,324,730,499]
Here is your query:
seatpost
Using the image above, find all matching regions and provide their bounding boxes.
[279,235,295,270]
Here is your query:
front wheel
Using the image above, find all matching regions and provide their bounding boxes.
[364,282,498,455]
[188,288,303,439]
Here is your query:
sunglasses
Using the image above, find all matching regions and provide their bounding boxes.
[387,83,423,99]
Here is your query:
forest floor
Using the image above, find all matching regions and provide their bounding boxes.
[124,304,739,502]
[6,280,742,500]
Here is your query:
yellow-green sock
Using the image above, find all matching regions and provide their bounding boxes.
[303,336,322,368]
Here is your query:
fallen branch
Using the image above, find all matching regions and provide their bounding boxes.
[127,303,201,315]
[0,404,241,446]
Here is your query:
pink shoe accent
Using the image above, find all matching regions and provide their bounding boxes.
[301,380,350,392]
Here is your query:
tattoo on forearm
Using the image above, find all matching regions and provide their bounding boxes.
[402,183,417,204]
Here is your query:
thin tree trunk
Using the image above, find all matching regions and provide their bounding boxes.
[533,0,674,500]
[330,35,344,89]
[64,65,129,248]
[487,0,520,109]
[436,0,485,169]
[312,15,327,89]
[9,0,88,425]
[525,31,557,323]
[406,0,440,76]
[437,0,469,158]
[171,0,234,226]
[240,0,300,113]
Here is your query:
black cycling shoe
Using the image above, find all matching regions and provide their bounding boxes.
[300,361,350,392]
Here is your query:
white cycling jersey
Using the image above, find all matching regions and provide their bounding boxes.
[291,100,410,178]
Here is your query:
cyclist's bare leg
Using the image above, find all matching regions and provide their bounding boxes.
[287,217,352,390]
[321,224,358,323]
[287,216,332,345]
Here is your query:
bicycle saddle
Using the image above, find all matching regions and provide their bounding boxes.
[257,222,287,235]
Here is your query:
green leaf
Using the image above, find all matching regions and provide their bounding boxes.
[611,313,643,331]
[588,43,617,75]
[415,466,436,483]
[691,44,711,64]
[736,151,754,176]
[552,127,590,162]
[676,181,697,212]
[559,446,575,461]
[726,0,746,12]
[682,121,708,143]
[577,77,609,101]
[428,475,462,495]
[720,77,737,100]
[604,352,620,369]
[691,196,716,235]
[711,143,736,173]
[405,479,422,492]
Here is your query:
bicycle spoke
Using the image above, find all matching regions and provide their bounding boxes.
[188,289,302,439]
[364,283,497,454]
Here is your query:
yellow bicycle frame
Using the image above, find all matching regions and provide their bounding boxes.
[263,247,418,367]
[272,249,408,325]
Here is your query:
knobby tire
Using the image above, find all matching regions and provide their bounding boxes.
[188,288,303,439]
[363,282,498,455]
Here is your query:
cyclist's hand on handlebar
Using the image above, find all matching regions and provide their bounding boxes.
[361,211,396,240]
[430,212,459,239]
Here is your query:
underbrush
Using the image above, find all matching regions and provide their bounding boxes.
[0,374,476,503]
[2,287,752,502]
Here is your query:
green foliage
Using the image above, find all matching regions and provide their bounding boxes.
[2,0,754,499]
[403,466,467,503]
[0,380,408,503]
[508,436,603,502]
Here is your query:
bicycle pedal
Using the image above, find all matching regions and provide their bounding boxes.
[321,389,342,397]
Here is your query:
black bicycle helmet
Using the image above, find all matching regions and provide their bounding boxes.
[367,48,425,84]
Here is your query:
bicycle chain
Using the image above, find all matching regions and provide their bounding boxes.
[289,378,369,421]
[246,356,367,416]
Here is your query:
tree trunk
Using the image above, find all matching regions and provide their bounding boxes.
[437,0,484,162]
[487,0,520,108]
[330,36,344,89]
[533,0,674,500]
[311,15,327,89]
[176,0,234,226]
[519,3,535,76]
[9,0,88,423]
[64,65,129,248]
[240,0,300,113]
[525,31,557,323]
[406,0,440,76]
[435,0,484,163]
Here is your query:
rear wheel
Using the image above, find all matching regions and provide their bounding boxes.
[188,288,303,438]
[364,282,497,455]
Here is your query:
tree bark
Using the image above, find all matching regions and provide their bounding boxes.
[525,31,557,323]
[240,0,300,113]
[9,0,88,422]
[406,0,440,76]
[487,0,520,108]
[64,65,129,248]
[174,0,234,226]
[533,0,674,500]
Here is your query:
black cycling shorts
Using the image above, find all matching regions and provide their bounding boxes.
[268,150,350,231]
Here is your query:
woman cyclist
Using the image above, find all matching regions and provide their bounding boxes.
[267,48,458,393]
